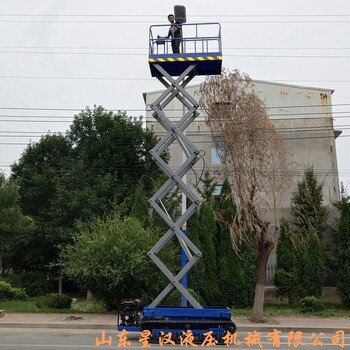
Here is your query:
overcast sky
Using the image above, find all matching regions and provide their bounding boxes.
[1,0,350,192]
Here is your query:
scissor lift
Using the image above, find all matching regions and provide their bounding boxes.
[118,21,236,342]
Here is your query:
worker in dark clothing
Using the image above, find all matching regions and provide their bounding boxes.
[158,14,182,53]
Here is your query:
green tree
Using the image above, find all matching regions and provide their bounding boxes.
[10,106,163,272]
[291,168,328,236]
[196,171,217,202]
[290,168,327,295]
[187,204,221,306]
[129,181,152,227]
[192,176,256,307]
[276,168,328,303]
[187,209,207,303]
[299,229,326,297]
[274,223,302,305]
[198,201,220,304]
[335,200,350,307]
[0,173,34,274]
[62,213,164,311]
[51,106,162,225]
[215,179,256,307]
[192,172,221,305]
[11,133,74,270]
[11,134,71,225]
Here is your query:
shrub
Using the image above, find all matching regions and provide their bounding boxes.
[0,280,13,300]
[11,287,28,300]
[299,296,325,313]
[62,214,165,311]
[36,293,72,309]
[162,288,205,306]
[0,280,27,301]
[5,272,56,297]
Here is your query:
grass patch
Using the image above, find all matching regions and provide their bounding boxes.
[1,299,350,317]
[232,303,350,318]
[0,297,106,314]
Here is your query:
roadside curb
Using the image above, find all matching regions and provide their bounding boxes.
[0,323,116,330]
[0,323,349,334]
[237,326,350,334]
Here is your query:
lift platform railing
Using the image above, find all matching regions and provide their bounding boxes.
[149,22,222,56]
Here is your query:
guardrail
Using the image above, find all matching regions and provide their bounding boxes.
[149,22,222,55]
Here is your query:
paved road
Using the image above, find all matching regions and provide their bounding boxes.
[0,328,349,350]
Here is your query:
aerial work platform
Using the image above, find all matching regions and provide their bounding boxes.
[118,14,236,343]
[148,22,222,77]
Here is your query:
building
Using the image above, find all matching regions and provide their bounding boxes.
[144,80,341,207]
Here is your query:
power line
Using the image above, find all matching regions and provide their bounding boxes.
[0,103,350,115]
[0,50,147,56]
[1,124,347,136]
[1,116,350,124]
[0,105,326,111]
[0,46,147,50]
[0,119,71,123]
[2,14,350,17]
[1,75,350,83]
[2,113,350,124]
[1,132,350,147]
[1,109,345,115]
[1,50,350,58]
[2,46,350,50]
[0,75,151,80]
[1,163,350,182]
[0,103,142,112]
[1,18,350,24]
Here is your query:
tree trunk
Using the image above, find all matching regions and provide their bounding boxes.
[58,268,63,295]
[0,250,3,277]
[87,290,94,301]
[251,230,275,322]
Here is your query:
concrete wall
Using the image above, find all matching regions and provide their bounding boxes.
[144,80,341,206]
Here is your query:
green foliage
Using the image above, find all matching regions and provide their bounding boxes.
[10,106,164,272]
[277,168,328,304]
[298,296,325,313]
[275,226,327,302]
[274,223,303,305]
[196,171,217,202]
[5,272,56,297]
[291,168,328,236]
[0,280,27,301]
[36,293,72,309]
[0,296,105,313]
[10,287,28,300]
[336,201,350,308]
[162,288,205,306]
[129,181,152,227]
[62,213,169,311]
[215,179,256,308]
[0,173,34,273]
[299,230,326,298]
[198,202,220,305]
[0,280,14,300]
[188,178,256,308]
[187,209,207,304]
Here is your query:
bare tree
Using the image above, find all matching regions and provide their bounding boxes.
[199,69,293,321]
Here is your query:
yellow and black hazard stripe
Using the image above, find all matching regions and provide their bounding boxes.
[149,56,222,63]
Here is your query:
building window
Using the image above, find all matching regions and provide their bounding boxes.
[211,139,223,165]
[212,184,223,197]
